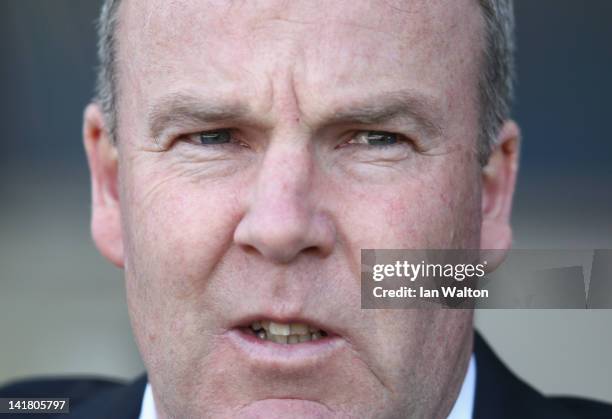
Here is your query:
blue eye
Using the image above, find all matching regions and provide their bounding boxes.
[352,131,399,146]
[199,130,231,145]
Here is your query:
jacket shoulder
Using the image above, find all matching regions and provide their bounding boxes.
[0,376,124,400]
[474,333,612,419]
[553,396,612,419]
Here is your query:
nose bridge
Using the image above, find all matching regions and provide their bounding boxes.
[233,138,335,264]
[256,142,312,216]
[248,141,314,248]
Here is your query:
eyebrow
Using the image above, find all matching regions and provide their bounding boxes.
[146,90,444,140]
[326,91,444,138]
[147,93,250,139]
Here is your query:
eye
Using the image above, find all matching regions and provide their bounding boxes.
[349,131,400,146]
[198,129,232,145]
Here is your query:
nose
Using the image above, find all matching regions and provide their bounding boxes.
[234,143,335,264]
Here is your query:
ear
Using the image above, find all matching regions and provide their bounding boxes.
[83,103,124,268]
[480,120,520,269]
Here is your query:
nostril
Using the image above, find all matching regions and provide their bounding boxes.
[237,240,331,265]
[238,243,259,257]
[302,246,322,256]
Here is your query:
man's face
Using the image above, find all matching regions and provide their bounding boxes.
[87,0,507,417]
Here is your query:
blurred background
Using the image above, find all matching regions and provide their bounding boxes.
[1,0,611,403]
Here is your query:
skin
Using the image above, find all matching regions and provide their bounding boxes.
[83,0,520,418]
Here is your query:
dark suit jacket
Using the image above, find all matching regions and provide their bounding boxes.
[1,333,611,418]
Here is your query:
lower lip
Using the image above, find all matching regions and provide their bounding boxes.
[225,328,345,365]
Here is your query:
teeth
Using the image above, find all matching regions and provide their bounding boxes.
[270,334,288,344]
[249,321,325,344]
[269,322,291,336]
[290,323,309,335]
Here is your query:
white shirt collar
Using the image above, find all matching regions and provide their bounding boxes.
[139,381,157,419]
[138,354,476,419]
[447,354,477,419]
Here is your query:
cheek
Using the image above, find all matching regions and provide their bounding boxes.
[338,161,481,250]
[120,166,247,384]
[124,172,242,292]
[118,158,248,352]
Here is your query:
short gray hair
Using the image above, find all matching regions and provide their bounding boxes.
[94,0,515,163]
[476,0,516,163]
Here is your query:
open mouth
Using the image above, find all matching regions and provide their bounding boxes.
[241,321,329,344]
[227,317,344,365]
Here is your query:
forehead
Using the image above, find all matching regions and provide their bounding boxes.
[115,0,484,124]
